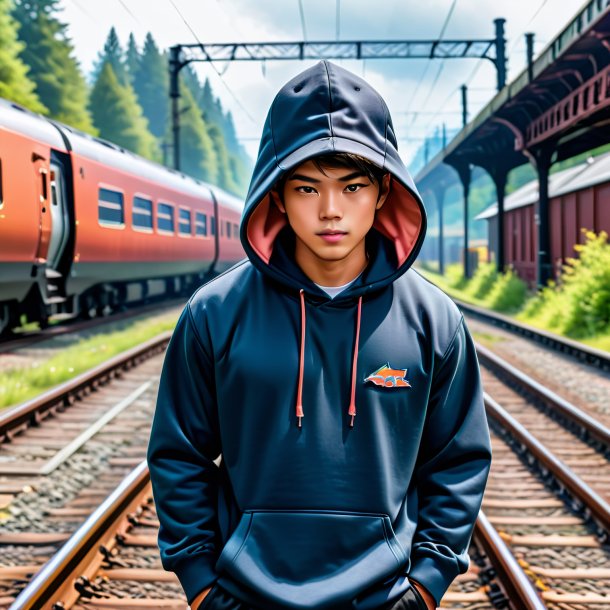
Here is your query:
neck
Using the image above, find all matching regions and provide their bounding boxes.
[294,240,368,286]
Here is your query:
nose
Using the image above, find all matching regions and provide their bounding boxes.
[319,191,343,220]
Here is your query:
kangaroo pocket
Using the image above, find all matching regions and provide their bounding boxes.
[216,510,408,609]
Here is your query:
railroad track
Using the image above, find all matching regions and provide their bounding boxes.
[455,298,610,372]
[2,308,610,608]
[0,334,171,606]
[0,299,183,355]
[4,460,526,610]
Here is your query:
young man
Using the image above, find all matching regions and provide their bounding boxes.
[147,60,491,610]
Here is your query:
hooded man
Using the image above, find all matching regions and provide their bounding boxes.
[147,60,492,610]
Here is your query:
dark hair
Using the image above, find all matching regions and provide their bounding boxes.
[274,152,387,200]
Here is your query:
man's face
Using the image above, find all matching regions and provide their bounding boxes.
[271,160,390,282]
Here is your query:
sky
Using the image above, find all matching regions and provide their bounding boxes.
[58,0,587,167]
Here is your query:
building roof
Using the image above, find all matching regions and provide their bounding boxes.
[475,150,610,221]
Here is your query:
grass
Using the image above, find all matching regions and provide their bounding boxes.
[0,312,179,410]
[417,264,610,353]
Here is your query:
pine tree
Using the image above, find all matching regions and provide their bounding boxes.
[93,27,129,86]
[132,32,168,140]
[125,33,139,85]
[90,61,159,161]
[176,82,218,182]
[208,122,236,193]
[0,0,46,113]
[12,0,96,133]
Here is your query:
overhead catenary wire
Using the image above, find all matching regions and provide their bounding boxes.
[404,0,456,128]
[298,0,308,41]
[336,0,341,40]
[167,0,257,124]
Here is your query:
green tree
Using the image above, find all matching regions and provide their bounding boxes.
[0,0,46,113]
[125,32,139,84]
[12,0,95,133]
[176,82,217,182]
[132,32,168,140]
[93,27,129,86]
[208,122,237,192]
[90,61,159,161]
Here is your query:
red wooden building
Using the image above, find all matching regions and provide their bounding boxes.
[476,152,610,285]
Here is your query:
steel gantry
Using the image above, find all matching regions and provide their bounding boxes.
[168,19,508,171]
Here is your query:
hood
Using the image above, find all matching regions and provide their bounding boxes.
[240,60,427,293]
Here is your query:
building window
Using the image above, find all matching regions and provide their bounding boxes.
[179,208,192,236]
[133,196,153,230]
[157,202,175,233]
[99,187,124,226]
[195,212,207,237]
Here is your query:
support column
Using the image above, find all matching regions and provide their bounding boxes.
[432,185,446,275]
[454,162,473,278]
[486,165,509,272]
[527,144,555,288]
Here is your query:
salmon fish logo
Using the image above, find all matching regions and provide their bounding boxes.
[364,363,411,388]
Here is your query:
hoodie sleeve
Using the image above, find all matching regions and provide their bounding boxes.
[408,316,492,605]
[147,303,221,604]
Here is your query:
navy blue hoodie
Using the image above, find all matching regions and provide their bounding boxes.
[147,60,491,610]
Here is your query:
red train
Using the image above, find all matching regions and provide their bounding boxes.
[476,151,610,285]
[0,97,245,333]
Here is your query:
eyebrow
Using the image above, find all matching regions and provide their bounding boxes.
[288,170,368,183]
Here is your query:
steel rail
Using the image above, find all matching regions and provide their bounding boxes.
[476,341,610,453]
[457,298,610,371]
[10,459,547,610]
[485,392,610,538]
[9,461,150,609]
[473,510,546,610]
[0,332,171,443]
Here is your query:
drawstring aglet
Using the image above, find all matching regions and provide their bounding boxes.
[350,414,355,427]
[297,416,303,428]
[296,404,304,428]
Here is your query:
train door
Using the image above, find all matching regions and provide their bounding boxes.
[47,162,69,270]
[32,152,51,263]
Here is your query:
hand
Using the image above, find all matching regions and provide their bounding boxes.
[190,585,213,610]
[411,580,437,610]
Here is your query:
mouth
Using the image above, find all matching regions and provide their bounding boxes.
[317,230,347,243]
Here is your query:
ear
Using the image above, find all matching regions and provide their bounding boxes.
[270,189,286,214]
[375,173,391,210]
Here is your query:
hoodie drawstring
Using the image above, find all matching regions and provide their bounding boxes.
[295,291,363,428]
[296,289,306,427]
[348,296,362,427]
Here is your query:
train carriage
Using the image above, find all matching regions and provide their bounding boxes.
[0,98,245,333]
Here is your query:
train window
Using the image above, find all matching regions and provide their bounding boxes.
[179,208,192,236]
[133,196,153,230]
[157,202,175,233]
[98,188,124,226]
[233,223,239,238]
[226,221,231,238]
[195,212,207,237]
[210,216,216,236]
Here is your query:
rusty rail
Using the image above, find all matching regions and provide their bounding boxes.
[476,342,610,452]
[485,393,610,538]
[10,462,151,609]
[0,332,171,444]
[473,510,546,610]
[457,298,610,371]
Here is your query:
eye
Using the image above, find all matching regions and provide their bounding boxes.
[296,185,317,194]
[345,183,367,193]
